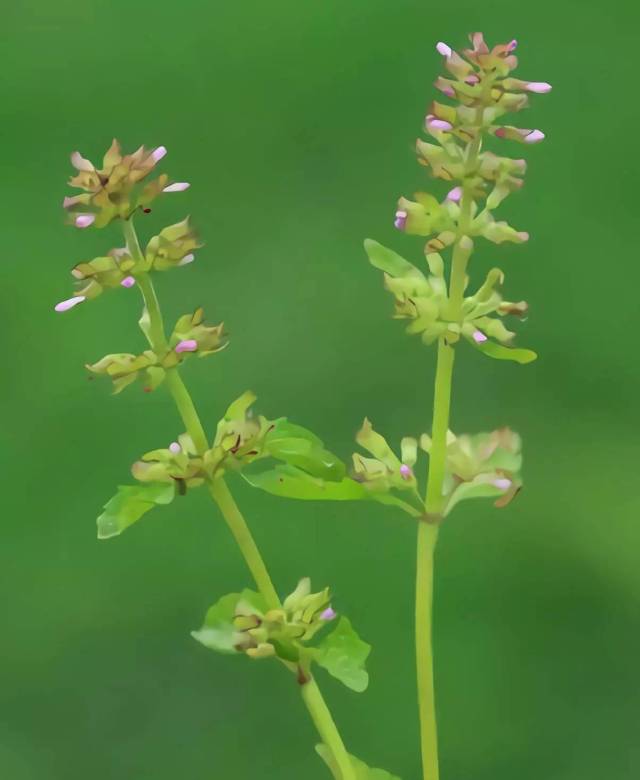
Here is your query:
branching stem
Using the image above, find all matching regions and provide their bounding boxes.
[123,218,355,780]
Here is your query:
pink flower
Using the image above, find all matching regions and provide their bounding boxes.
[493,478,512,490]
[525,129,545,143]
[120,276,136,288]
[175,339,198,354]
[151,146,167,162]
[436,41,452,58]
[446,186,462,202]
[400,464,413,481]
[163,182,190,193]
[55,295,86,312]
[169,442,182,454]
[320,607,337,621]
[75,214,95,228]
[472,330,488,343]
[178,253,195,266]
[426,115,453,131]
[526,82,552,94]
[507,39,518,51]
[394,210,408,231]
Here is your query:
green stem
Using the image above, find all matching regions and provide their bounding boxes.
[123,216,355,780]
[301,677,356,780]
[415,103,486,780]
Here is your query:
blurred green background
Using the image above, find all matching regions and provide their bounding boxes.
[2,1,638,778]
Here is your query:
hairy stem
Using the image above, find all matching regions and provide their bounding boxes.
[415,106,485,780]
[123,217,355,780]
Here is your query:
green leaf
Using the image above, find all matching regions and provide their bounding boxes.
[191,589,266,654]
[471,338,537,364]
[364,239,427,288]
[316,617,370,692]
[265,420,346,481]
[244,464,369,501]
[315,745,401,780]
[97,482,175,539]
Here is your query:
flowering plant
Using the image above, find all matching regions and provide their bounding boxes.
[56,30,550,780]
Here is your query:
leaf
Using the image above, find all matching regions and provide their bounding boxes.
[265,420,346,481]
[316,617,371,692]
[364,239,427,286]
[471,338,537,364]
[191,589,266,654]
[97,482,175,539]
[315,745,402,780]
[244,464,369,502]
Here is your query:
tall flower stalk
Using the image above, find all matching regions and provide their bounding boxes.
[55,141,393,780]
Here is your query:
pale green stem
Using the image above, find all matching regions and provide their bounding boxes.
[415,104,486,780]
[123,217,355,780]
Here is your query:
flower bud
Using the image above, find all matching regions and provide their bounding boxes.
[75,215,95,228]
[526,82,552,94]
[175,339,198,354]
[426,115,453,132]
[169,442,182,454]
[525,129,545,143]
[151,146,167,162]
[436,41,452,58]
[394,210,408,231]
[178,253,195,266]
[120,276,136,288]
[163,182,191,193]
[320,607,337,621]
[400,464,413,480]
[472,330,488,343]
[493,477,512,490]
[55,295,86,312]
[446,186,462,202]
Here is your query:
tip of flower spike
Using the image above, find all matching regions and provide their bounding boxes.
[321,607,337,621]
[169,442,182,454]
[152,146,167,162]
[494,478,512,490]
[175,339,198,354]
[55,295,86,312]
[525,129,545,143]
[75,214,95,228]
[163,182,190,193]
[436,41,452,58]
[400,464,413,480]
[120,276,136,288]
[473,330,488,343]
[526,82,552,94]
[394,210,408,231]
[446,186,462,203]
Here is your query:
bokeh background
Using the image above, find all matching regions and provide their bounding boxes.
[2,1,639,778]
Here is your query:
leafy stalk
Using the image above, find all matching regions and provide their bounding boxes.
[124,217,356,780]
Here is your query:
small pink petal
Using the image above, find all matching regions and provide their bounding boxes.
[75,214,95,228]
[517,231,530,242]
[400,464,413,481]
[175,339,198,354]
[442,86,455,97]
[473,330,488,343]
[178,253,195,266]
[507,39,518,51]
[465,74,480,85]
[55,295,86,312]
[495,127,506,138]
[120,276,136,288]
[394,210,407,231]
[436,41,452,58]
[427,117,453,131]
[169,442,182,454]
[525,129,545,143]
[526,82,552,94]
[494,478,512,490]
[321,607,337,621]
[152,146,167,162]
[163,181,190,193]
[70,151,94,171]
[446,186,462,202]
